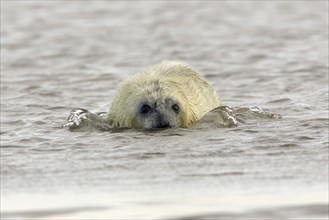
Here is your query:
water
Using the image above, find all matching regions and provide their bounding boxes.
[1,1,328,219]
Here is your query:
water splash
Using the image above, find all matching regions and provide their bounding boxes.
[62,106,281,132]
[62,108,111,132]
[235,106,282,122]
[197,106,239,128]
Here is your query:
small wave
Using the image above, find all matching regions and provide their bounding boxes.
[234,106,282,121]
[266,98,291,104]
[0,145,27,149]
[197,106,239,128]
[177,203,329,220]
[62,108,111,132]
[182,172,244,178]
[1,206,108,219]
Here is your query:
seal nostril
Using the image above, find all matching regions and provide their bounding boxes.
[155,115,170,129]
[158,121,170,128]
[155,119,170,129]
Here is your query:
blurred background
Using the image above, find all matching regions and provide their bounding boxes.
[1,1,328,219]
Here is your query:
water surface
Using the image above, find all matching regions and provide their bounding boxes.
[1,1,328,219]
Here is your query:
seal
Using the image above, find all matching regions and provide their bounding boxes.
[107,61,221,129]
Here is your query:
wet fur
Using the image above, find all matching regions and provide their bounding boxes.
[107,61,221,128]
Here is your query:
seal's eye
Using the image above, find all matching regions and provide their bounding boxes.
[172,104,180,114]
[141,104,151,114]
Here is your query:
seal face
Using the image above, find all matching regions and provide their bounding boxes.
[132,79,184,129]
[134,97,182,129]
[108,61,221,129]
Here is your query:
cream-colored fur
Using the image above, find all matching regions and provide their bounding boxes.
[107,61,221,128]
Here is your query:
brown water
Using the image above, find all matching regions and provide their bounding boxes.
[1,1,328,219]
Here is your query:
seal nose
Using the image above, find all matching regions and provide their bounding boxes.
[157,120,170,128]
[155,115,170,129]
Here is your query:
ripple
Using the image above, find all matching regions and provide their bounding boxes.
[1,206,109,219]
[182,172,244,178]
[18,137,50,143]
[279,143,298,148]
[235,106,282,120]
[135,152,166,159]
[31,147,66,152]
[297,136,315,141]
[0,145,27,149]
[47,106,68,110]
[244,129,259,133]
[178,203,329,220]
[34,120,47,125]
[266,98,291,104]
[2,119,26,126]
